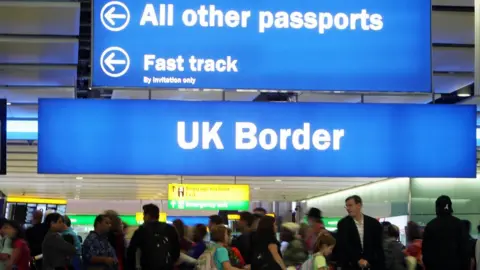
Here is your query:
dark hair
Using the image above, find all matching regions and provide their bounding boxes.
[462,220,471,234]
[253,207,267,214]
[143,204,159,219]
[477,224,480,234]
[239,212,254,227]
[94,214,109,228]
[209,215,223,226]
[345,195,362,205]
[123,222,128,230]
[381,221,392,236]
[386,224,400,239]
[257,216,276,240]
[193,224,207,243]
[3,220,26,241]
[44,213,63,229]
[210,225,228,243]
[406,221,422,242]
[173,219,185,238]
[64,215,72,227]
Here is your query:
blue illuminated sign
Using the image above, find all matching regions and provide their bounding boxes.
[38,100,475,178]
[92,0,431,92]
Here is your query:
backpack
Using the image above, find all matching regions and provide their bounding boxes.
[195,246,217,270]
[140,222,173,270]
[252,247,281,270]
[300,254,315,270]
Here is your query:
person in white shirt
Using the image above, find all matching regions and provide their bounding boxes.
[335,195,385,270]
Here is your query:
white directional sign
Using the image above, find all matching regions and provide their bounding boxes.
[100,47,130,78]
[100,1,130,32]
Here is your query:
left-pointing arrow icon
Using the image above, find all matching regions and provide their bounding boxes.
[100,1,131,32]
[104,7,127,26]
[100,46,130,78]
[104,52,126,72]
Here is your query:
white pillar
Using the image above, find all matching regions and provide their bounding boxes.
[475,0,480,95]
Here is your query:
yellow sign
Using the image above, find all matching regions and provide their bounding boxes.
[135,212,167,223]
[267,213,275,217]
[168,184,249,201]
[7,197,67,205]
[227,214,240,220]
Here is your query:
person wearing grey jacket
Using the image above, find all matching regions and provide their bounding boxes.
[382,223,406,270]
[42,213,77,270]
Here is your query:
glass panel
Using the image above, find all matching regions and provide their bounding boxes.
[411,214,480,238]
[305,178,409,218]
[411,178,480,215]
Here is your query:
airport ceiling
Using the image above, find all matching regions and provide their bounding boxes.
[0,0,477,201]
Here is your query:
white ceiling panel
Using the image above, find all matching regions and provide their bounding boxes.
[432,11,474,44]
[7,104,38,119]
[0,37,78,65]
[0,87,74,104]
[0,1,80,36]
[0,65,77,87]
[432,47,474,72]
[433,73,473,93]
[2,144,384,201]
[432,0,473,6]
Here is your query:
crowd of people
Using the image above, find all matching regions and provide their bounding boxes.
[0,194,477,270]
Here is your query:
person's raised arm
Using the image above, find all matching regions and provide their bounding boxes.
[54,233,76,256]
[83,236,115,266]
[5,241,21,270]
[268,244,286,270]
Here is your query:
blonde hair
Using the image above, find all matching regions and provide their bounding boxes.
[314,231,336,252]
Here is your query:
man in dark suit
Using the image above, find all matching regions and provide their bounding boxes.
[335,195,385,270]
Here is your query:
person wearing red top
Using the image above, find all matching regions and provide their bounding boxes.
[405,221,423,269]
[306,208,326,252]
[2,220,31,270]
[105,211,125,270]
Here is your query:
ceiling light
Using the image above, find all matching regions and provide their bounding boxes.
[6,102,11,106]
[74,196,80,200]
[75,185,82,188]
[457,93,471,97]
[75,177,83,180]
[275,179,282,182]
[254,187,260,190]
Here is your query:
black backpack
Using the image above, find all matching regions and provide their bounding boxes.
[251,245,281,270]
[140,222,173,270]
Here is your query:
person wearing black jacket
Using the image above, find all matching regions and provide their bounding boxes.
[422,195,470,270]
[231,212,254,265]
[26,210,48,270]
[126,204,180,270]
[335,195,385,270]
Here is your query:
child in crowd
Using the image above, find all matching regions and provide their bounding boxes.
[312,232,336,270]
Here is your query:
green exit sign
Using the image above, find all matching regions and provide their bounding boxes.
[168,200,249,211]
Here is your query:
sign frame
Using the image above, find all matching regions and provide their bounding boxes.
[167,184,250,211]
[38,99,475,178]
[0,99,6,175]
[90,0,432,93]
